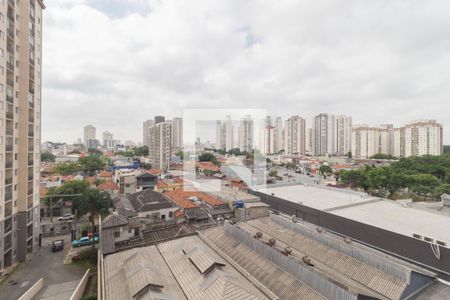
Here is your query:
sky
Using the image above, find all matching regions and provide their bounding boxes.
[42,0,450,144]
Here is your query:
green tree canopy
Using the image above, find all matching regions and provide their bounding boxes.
[79,155,105,175]
[88,148,103,155]
[134,146,149,156]
[55,161,82,175]
[76,189,113,232]
[198,152,217,162]
[319,165,333,175]
[41,152,56,162]
[370,153,396,160]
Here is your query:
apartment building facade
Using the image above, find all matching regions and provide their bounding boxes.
[284,115,306,155]
[148,121,172,170]
[238,115,253,152]
[83,124,96,147]
[0,0,44,268]
[142,119,154,147]
[171,117,182,149]
[403,120,443,157]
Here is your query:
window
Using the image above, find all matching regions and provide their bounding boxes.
[412,233,422,239]
[436,240,447,247]
[424,236,434,243]
[169,211,173,218]
[114,231,120,238]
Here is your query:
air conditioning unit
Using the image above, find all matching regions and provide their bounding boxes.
[412,233,422,240]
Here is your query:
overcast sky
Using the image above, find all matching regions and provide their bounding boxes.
[42,0,450,144]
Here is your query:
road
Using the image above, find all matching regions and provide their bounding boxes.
[0,235,85,300]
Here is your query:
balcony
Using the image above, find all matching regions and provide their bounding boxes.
[4,234,12,251]
[29,114,34,123]
[6,61,14,71]
[28,174,33,181]
[28,159,34,166]
[5,177,12,185]
[7,22,14,39]
[5,160,13,168]
[6,128,13,136]
[5,192,12,201]
[28,195,33,209]
[8,0,14,8]
[4,217,12,234]
[28,131,34,137]
[28,144,34,152]
[6,112,14,119]
[6,145,13,152]
[27,187,33,195]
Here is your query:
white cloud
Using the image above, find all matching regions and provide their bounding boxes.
[43,0,450,143]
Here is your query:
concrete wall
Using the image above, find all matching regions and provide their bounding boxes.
[250,190,450,281]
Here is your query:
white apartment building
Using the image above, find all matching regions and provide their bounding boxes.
[142,119,154,147]
[351,125,382,159]
[238,115,254,152]
[102,130,114,149]
[148,121,172,170]
[335,115,352,156]
[83,125,96,147]
[216,116,235,151]
[261,116,274,155]
[0,0,44,268]
[273,117,283,154]
[403,120,443,157]
[284,116,306,155]
[313,113,336,156]
[171,117,183,149]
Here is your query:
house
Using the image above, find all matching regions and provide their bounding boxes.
[97,171,113,182]
[102,213,136,243]
[156,177,184,192]
[114,169,138,194]
[114,190,181,227]
[97,181,119,196]
[136,173,158,191]
[163,190,210,224]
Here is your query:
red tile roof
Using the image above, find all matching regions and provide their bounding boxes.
[196,162,219,172]
[163,190,224,208]
[97,182,119,191]
[98,171,112,177]
[145,169,163,176]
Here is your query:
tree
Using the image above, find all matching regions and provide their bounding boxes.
[175,150,184,160]
[444,145,450,154]
[79,155,105,175]
[319,165,333,175]
[433,184,450,200]
[135,146,149,156]
[55,162,82,175]
[198,152,217,162]
[41,152,56,162]
[370,153,396,160]
[116,150,134,157]
[269,170,278,177]
[88,148,103,155]
[75,189,113,234]
[43,180,89,206]
[409,174,440,201]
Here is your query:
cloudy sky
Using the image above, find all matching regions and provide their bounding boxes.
[43,0,450,144]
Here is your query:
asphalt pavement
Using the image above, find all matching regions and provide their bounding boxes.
[0,235,85,300]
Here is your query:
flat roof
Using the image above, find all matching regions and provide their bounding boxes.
[259,185,376,210]
[258,184,450,244]
[332,200,450,243]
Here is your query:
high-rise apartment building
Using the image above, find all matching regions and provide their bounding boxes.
[313,113,352,156]
[154,115,165,125]
[215,116,234,151]
[238,115,254,152]
[273,117,283,154]
[171,117,183,149]
[102,131,114,149]
[312,113,336,156]
[403,120,443,157]
[0,0,44,268]
[83,125,96,147]
[261,116,274,155]
[143,119,154,147]
[335,115,352,156]
[284,116,306,155]
[352,121,443,158]
[148,121,172,169]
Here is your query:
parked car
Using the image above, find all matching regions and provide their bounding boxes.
[51,239,64,252]
[58,214,74,221]
[72,236,99,247]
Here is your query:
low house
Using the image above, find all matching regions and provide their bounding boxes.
[114,169,138,194]
[97,181,119,196]
[102,213,136,243]
[115,190,181,227]
[156,177,184,192]
[136,173,158,191]
[97,171,113,182]
[163,190,210,224]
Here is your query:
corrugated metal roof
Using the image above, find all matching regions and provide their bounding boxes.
[243,218,408,300]
[183,246,226,274]
[157,235,268,299]
[103,246,187,300]
[102,213,128,229]
[201,227,326,300]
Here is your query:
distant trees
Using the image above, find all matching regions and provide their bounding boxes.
[370,153,396,160]
[339,154,450,200]
[41,152,56,162]
[79,155,105,175]
[134,146,149,157]
[444,145,450,154]
[198,152,217,163]
[87,148,103,155]
[319,165,333,175]
[55,162,82,175]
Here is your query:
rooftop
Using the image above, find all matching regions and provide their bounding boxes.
[115,190,175,214]
[97,181,119,191]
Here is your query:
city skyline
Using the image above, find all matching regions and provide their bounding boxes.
[41,0,450,143]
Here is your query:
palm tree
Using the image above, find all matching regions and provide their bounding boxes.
[76,189,113,236]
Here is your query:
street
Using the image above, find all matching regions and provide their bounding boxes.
[0,235,85,300]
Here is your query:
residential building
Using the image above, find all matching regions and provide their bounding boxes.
[215,115,234,151]
[238,115,253,152]
[273,117,283,154]
[87,139,100,149]
[136,173,158,191]
[351,125,382,159]
[83,125,96,147]
[335,115,352,155]
[261,116,274,155]
[148,121,172,169]
[142,119,154,147]
[154,115,165,125]
[171,117,183,149]
[0,0,45,268]
[284,116,306,155]
[102,130,113,149]
[313,113,335,156]
[402,120,443,157]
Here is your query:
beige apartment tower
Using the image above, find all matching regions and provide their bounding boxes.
[0,0,44,268]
